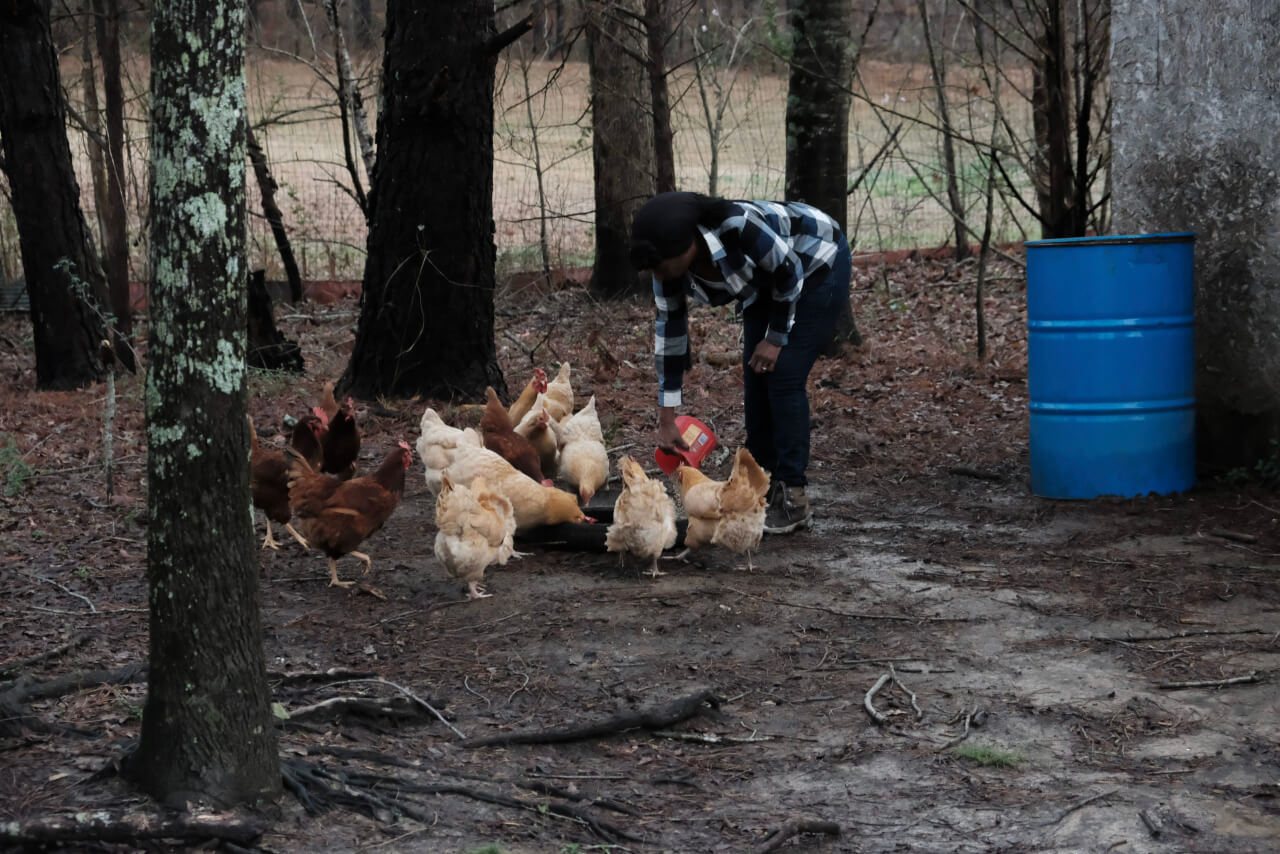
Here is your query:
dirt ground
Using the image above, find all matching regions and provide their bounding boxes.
[0,253,1277,854]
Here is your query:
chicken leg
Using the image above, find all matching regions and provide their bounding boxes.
[327,557,355,589]
[466,581,493,600]
[261,520,280,550]
[647,555,666,578]
[284,523,310,550]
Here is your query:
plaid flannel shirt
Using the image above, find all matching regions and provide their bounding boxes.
[653,200,842,406]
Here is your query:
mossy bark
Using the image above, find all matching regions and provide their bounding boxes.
[341,0,507,401]
[128,0,280,806]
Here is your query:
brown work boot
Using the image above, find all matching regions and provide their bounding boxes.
[764,482,812,534]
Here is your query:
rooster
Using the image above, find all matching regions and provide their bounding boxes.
[286,441,412,591]
[249,413,324,550]
[606,457,677,577]
[674,448,770,570]
[434,474,518,600]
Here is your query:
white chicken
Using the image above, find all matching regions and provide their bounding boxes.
[433,474,517,600]
[606,456,678,577]
[513,401,559,477]
[552,395,610,504]
[417,407,482,494]
[443,444,588,533]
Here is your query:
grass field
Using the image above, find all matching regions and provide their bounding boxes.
[0,52,1038,286]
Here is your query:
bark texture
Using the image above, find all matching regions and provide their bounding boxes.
[92,0,135,369]
[586,0,655,299]
[128,0,280,805]
[783,0,859,347]
[0,0,109,389]
[341,1,510,401]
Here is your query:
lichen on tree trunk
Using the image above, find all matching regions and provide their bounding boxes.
[128,0,280,806]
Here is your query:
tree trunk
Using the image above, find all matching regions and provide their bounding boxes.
[353,0,374,50]
[0,0,109,390]
[91,0,134,371]
[79,0,109,246]
[340,1,522,401]
[783,0,860,348]
[644,0,676,195]
[1033,0,1074,238]
[918,0,969,260]
[586,0,655,299]
[246,125,304,302]
[126,0,280,806]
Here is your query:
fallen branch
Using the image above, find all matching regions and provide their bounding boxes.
[0,811,262,846]
[756,819,840,853]
[266,668,377,684]
[890,665,923,721]
[726,587,970,623]
[1207,528,1257,544]
[1043,789,1119,827]
[0,633,91,678]
[1154,671,1261,690]
[933,707,974,752]
[285,695,433,725]
[304,744,419,769]
[322,678,464,739]
[863,673,892,726]
[463,688,721,748]
[651,729,773,744]
[946,465,1003,481]
[20,572,96,613]
[1095,628,1263,643]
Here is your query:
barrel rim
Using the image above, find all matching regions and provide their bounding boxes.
[1025,232,1195,248]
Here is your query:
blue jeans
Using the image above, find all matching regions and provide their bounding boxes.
[741,233,852,487]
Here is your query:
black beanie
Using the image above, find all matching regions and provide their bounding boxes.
[630,191,712,269]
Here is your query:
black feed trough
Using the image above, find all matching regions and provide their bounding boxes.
[515,486,689,552]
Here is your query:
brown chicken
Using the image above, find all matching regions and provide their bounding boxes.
[319,395,360,480]
[444,444,588,533]
[481,386,546,483]
[286,441,412,590]
[674,448,770,570]
[606,456,678,577]
[507,367,547,426]
[249,413,324,550]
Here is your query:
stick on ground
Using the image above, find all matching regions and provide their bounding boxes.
[756,819,840,853]
[0,811,262,847]
[1154,671,1261,690]
[463,688,721,748]
[863,673,892,725]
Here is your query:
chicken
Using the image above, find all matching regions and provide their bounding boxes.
[286,441,412,590]
[318,380,341,421]
[606,456,677,577]
[541,362,574,423]
[443,444,588,533]
[319,395,360,480]
[507,367,547,426]
[249,413,324,550]
[513,402,558,477]
[417,407,482,494]
[481,386,546,483]
[674,448,771,570]
[552,395,609,504]
[433,474,517,600]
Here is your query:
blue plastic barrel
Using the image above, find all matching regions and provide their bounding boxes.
[1026,233,1196,499]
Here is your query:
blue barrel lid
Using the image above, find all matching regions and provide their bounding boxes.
[1025,232,1195,248]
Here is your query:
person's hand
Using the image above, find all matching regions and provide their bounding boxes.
[658,413,690,454]
[749,340,782,375]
